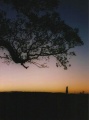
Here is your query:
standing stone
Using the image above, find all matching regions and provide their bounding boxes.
[66,86,68,94]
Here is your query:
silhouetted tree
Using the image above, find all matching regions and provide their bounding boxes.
[0,0,83,69]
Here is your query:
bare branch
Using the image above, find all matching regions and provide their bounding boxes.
[21,63,29,69]
[30,61,48,68]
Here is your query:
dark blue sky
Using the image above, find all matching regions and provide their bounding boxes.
[59,0,88,62]
[59,0,88,41]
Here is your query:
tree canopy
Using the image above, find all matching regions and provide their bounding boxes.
[0,0,83,69]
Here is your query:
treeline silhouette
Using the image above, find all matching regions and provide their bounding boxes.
[0,92,88,120]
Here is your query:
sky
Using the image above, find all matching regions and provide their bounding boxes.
[0,0,89,93]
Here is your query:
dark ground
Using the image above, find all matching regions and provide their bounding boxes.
[0,92,88,120]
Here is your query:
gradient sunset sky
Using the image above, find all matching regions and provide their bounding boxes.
[0,0,89,93]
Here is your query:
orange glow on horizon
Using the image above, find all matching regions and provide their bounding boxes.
[0,53,89,93]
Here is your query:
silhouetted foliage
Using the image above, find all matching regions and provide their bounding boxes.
[0,0,83,69]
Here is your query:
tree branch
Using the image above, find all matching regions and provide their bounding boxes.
[21,63,29,69]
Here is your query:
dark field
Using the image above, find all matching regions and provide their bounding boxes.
[0,92,88,120]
